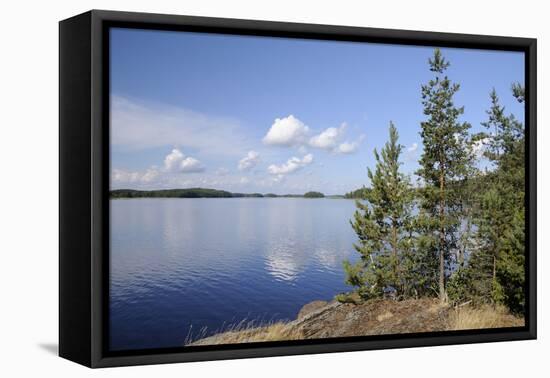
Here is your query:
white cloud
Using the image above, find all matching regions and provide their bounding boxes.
[180,157,204,172]
[472,137,491,158]
[272,175,285,183]
[333,134,366,154]
[309,123,347,150]
[141,168,160,182]
[215,167,229,176]
[302,154,313,164]
[262,116,364,155]
[164,149,184,171]
[262,115,309,146]
[238,150,260,171]
[111,95,248,156]
[268,154,313,175]
[308,123,364,154]
[163,148,204,173]
[111,168,160,185]
[405,142,419,161]
[334,141,358,154]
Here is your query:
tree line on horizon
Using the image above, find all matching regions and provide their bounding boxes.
[341,49,526,315]
[110,188,329,199]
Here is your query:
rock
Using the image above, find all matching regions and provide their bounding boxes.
[376,311,394,322]
[297,300,329,320]
[190,298,501,346]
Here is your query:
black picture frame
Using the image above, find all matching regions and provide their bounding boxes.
[59,9,537,368]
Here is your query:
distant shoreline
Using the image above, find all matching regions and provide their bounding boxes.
[110,188,351,199]
[111,196,350,199]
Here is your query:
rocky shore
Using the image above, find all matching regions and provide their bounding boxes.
[189,298,524,346]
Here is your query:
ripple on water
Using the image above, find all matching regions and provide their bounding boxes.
[109,198,358,350]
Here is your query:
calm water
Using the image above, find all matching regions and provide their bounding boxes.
[110,198,358,351]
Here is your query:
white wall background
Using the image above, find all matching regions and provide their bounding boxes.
[0,0,546,376]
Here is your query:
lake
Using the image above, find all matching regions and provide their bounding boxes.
[110,198,359,351]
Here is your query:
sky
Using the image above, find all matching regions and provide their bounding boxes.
[109,27,525,195]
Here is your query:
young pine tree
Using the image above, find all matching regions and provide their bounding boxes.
[343,122,414,300]
[466,87,525,312]
[416,48,474,302]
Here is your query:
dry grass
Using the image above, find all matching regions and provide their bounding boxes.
[187,320,303,346]
[213,322,302,343]
[189,300,526,346]
[447,304,525,331]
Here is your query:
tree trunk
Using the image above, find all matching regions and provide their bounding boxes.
[392,222,399,293]
[491,249,498,303]
[439,160,446,303]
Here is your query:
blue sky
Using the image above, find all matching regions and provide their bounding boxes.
[110,27,525,195]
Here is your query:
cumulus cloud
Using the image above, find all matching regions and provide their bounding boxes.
[180,157,204,172]
[334,141,359,154]
[308,123,364,154]
[238,150,260,171]
[261,115,364,155]
[333,134,366,154]
[262,115,309,146]
[164,149,184,171]
[111,168,160,185]
[405,142,419,161]
[164,148,204,173]
[309,123,347,150]
[472,137,492,158]
[268,154,313,175]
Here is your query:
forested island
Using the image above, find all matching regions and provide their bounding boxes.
[110,188,333,199]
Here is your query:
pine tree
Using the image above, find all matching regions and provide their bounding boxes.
[448,86,525,313]
[343,122,414,300]
[511,82,525,103]
[472,88,525,311]
[416,48,473,302]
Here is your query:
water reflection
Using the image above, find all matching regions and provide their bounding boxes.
[110,198,358,350]
[265,241,304,282]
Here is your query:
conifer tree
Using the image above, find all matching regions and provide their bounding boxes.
[511,82,525,103]
[343,122,414,300]
[416,48,473,302]
[451,87,526,312]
